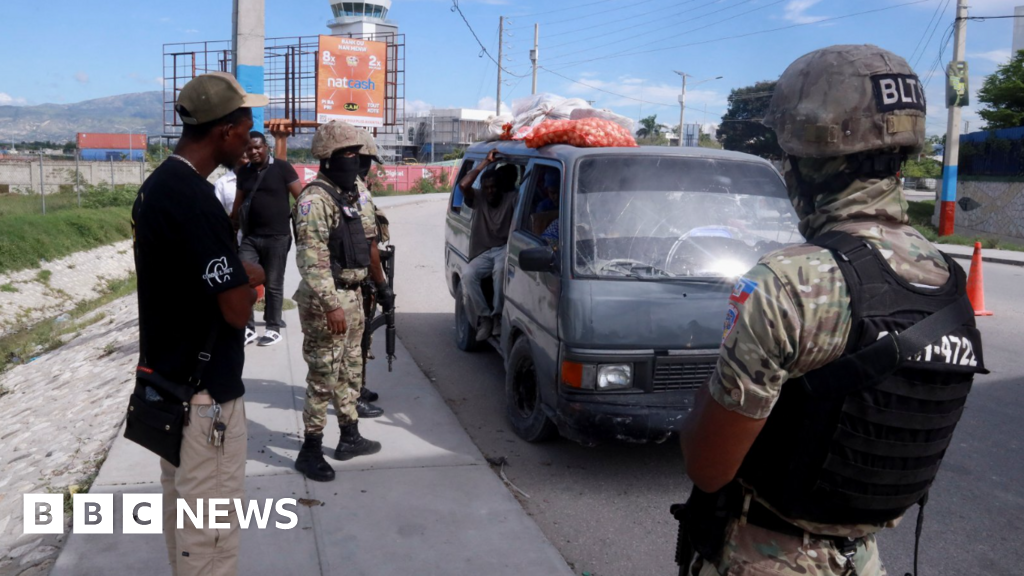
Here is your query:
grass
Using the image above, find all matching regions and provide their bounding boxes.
[0,205,133,274]
[0,283,16,293]
[0,273,136,374]
[908,200,1024,252]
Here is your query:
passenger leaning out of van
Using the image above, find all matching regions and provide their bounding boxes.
[459,149,519,342]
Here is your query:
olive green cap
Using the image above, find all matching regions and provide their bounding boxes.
[175,72,269,125]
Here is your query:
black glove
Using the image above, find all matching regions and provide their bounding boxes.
[376,282,395,312]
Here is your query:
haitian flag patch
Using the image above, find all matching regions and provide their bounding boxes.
[729,277,758,305]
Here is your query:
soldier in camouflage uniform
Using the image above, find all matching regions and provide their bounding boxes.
[293,121,383,482]
[680,46,985,576]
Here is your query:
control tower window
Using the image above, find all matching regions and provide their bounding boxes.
[353,2,365,15]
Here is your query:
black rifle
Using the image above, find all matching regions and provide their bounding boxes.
[360,245,397,375]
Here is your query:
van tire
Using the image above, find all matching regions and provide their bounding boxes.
[454,284,482,352]
[505,337,557,442]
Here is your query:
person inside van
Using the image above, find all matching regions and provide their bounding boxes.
[458,149,518,341]
[531,170,560,238]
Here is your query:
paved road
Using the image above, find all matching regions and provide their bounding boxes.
[385,197,1022,576]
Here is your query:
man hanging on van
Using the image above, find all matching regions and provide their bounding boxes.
[458,149,519,342]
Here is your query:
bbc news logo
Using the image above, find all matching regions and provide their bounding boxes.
[24,494,299,534]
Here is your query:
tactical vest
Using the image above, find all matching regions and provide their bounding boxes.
[303,181,370,276]
[738,231,987,526]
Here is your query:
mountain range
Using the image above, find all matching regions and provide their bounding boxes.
[0,92,163,143]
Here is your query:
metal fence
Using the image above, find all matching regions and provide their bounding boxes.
[959,127,1024,178]
[0,156,149,215]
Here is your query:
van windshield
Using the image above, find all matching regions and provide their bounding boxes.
[574,156,803,279]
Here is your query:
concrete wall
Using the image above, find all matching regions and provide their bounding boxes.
[931,179,1024,242]
[0,160,150,194]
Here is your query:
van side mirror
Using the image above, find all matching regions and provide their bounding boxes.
[519,246,558,273]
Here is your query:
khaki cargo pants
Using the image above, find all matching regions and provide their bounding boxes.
[160,394,247,576]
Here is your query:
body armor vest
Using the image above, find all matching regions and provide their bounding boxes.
[738,231,987,525]
[303,181,370,276]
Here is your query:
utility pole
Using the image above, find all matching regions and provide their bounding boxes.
[530,24,539,95]
[674,71,687,147]
[963,120,970,134]
[430,112,435,164]
[497,16,504,116]
[939,0,968,237]
[39,153,46,215]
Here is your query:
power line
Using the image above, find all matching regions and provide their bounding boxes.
[546,0,786,66]
[545,0,698,40]
[508,0,619,21]
[547,0,931,69]
[909,0,951,68]
[450,1,529,78]
[544,0,737,53]
[529,0,662,28]
[538,66,725,113]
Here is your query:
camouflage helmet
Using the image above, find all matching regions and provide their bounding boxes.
[356,129,384,164]
[311,120,362,160]
[763,45,926,158]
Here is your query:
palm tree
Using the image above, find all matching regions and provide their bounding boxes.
[636,115,660,139]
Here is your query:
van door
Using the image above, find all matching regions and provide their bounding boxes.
[503,159,563,388]
[445,157,478,297]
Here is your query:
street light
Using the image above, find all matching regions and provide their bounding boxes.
[673,72,722,147]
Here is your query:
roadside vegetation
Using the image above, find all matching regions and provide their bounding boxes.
[0,274,137,374]
[0,183,135,274]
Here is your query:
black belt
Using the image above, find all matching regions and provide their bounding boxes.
[746,501,862,557]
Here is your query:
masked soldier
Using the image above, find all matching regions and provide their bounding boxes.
[679,45,987,576]
[293,121,383,482]
[353,128,395,407]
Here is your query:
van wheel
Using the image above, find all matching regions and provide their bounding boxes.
[505,337,557,442]
[454,284,481,352]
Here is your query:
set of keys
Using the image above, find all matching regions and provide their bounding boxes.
[198,404,227,447]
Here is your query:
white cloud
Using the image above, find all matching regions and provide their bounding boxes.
[184,28,199,34]
[557,74,727,121]
[971,49,1011,65]
[783,0,828,24]
[74,71,89,84]
[405,99,435,115]
[0,92,27,105]
[477,96,511,115]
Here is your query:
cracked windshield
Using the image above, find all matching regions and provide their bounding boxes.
[574,156,803,279]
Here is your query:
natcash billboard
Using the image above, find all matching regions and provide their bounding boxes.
[316,35,387,127]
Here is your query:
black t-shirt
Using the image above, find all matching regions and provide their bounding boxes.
[132,159,250,403]
[237,158,300,236]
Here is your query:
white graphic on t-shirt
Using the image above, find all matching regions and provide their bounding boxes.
[203,257,233,286]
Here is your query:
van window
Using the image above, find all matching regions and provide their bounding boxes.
[451,159,476,214]
[518,165,562,244]
[573,156,802,279]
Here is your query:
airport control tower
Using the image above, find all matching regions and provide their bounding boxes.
[328,1,399,38]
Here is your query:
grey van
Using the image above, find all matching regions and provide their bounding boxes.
[445,141,802,445]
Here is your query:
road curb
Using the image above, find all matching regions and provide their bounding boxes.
[945,252,1024,268]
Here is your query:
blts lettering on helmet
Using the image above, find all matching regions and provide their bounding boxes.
[871,74,926,113]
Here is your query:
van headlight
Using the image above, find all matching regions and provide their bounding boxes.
[597,364,632,390]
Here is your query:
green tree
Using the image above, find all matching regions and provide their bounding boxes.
[443,148,465,161]
[716,80,783,159]
[977,50,1024,130]
[698,132,723,149]
[636,115,660,139]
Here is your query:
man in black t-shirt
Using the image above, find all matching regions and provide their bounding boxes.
[232,132,302,347]
[132,72,266,576]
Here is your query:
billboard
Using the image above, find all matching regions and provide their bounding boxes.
[316,35,387,127]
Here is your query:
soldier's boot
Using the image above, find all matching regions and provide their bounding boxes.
[356,397,384,418]
[333,422,382,461]
[359,387,380,402]
[295,433,336,482]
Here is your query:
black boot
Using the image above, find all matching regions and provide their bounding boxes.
[295,433,335,482]
[356,397,384,418]
[360,387,380,402]
[333,422,382,460]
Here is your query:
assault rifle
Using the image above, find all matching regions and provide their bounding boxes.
[360,245,397,375]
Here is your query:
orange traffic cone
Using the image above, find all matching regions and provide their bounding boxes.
[966,242,993,316]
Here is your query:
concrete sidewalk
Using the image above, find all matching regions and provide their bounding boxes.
[935,243,1024,268]
[50,204,572,575]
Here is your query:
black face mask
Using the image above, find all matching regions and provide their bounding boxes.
[320,153,360,193]
[358,155,373,181]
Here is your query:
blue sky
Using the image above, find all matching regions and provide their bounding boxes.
[0,0,1021,136]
